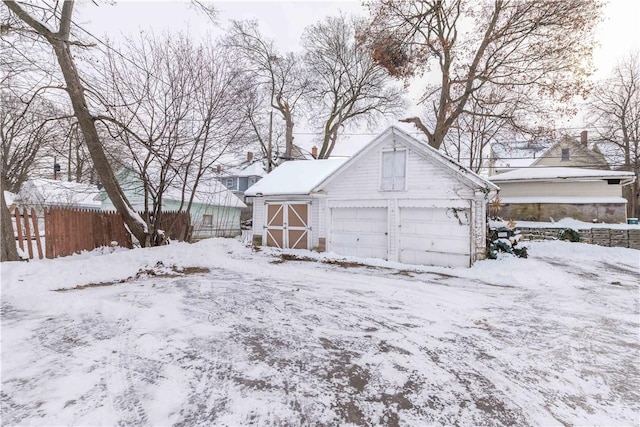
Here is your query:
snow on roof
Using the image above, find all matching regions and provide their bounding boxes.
[245,159,347,196]
[18,178,101,209]
[500,196,628,204]
[175,178,246,209]
[595,141,626,169]
[4,190,16,206]
[489,167,635,182]
[490,139,554,169]
[116,167,246,209]
[234,161,267,178]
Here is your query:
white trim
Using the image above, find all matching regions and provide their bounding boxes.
[397,199,470,209]
[327,199,389,209]
[500,196,627,204]
[380,149,407,192]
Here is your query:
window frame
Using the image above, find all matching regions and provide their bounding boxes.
[561,148,570,161]
[380,149,407,192]
[202,214,213,226]
[225,177,234,189]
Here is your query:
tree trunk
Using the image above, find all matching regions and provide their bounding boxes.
[1,184,20,262]
[284,111,294,160]
[48,37,149,245]
[4,0,149,246]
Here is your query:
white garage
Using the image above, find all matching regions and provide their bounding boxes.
[330,207,388,259]
[398,207,471,268]
[246,126,498,268]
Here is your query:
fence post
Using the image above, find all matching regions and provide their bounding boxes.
[45,208,52,259]
[14,209,24,253]
[23,209,33,259]
[31,209,43,259]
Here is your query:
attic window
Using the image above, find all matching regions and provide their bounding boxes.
[381,150,406,191]
[202,214,213,225]
[561,148,570,161]
[225,178,234,189]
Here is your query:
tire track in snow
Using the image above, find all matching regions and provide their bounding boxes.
[105,293,149,426]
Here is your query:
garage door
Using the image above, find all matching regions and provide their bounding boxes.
[399,207,471,268]
[265,202,310,249]
[330,207,388,259]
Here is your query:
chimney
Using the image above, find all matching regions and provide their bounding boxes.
[247,151,253,162]
[311,146,318,159]
[216,164,222,174]
[580,130,588,146]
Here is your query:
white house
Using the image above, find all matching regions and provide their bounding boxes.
[98,168,247,239]
[489,167,636,223]
[245,126,499,268]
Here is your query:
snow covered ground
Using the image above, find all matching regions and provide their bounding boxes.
[1,239,638,426]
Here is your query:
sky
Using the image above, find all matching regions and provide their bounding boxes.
[75,0,640,78]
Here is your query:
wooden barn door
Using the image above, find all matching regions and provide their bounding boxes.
[265,202,310,250]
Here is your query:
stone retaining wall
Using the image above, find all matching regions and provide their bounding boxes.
[518,227,640,250]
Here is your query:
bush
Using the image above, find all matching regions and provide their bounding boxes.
[487,224,528,259]
[558,228,580,242]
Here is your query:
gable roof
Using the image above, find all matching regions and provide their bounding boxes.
[490,139,554,170]
[164,178,247,208]
[18,178,101,209]
[489,167,636,184]
[244,159,347,196]
[105,167,246,209]
[529,136,608,168]
[314,126,498,193]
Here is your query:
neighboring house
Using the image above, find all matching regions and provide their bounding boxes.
[488,131,609,174]
[16,178,101,214]
[218,156,267,202]
[98,168,247,239]
[219,148,311,200]
[245,126,499,268]
[489,167,636,223]
[488,139,553,175]
[531,132,610,169]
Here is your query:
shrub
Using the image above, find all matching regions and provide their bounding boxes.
[487,223,528,259]
[558,228,580,242]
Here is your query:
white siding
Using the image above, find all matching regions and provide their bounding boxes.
[252,197,265,234]
[329,207,388,259]
[498,181,620,198]
[398,207,471,268]
[322,142,475,201]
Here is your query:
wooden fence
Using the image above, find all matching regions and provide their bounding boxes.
[13,208,44,260]
[12,207,192,260]
[45,208,132,258]
[139,210,192,243]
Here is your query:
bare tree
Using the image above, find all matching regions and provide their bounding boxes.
[365,0,602,150]
[441,84,533,172]
[3,0,149,245]
[302,15,406,159]
[94,33,251,244]
[226,20,311,160]
[588,52,640,217]
[240,83,285,172]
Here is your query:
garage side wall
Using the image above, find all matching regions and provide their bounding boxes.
[322,140,476,200]
[251,197,265,245]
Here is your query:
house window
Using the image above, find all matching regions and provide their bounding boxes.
[248,177,257,187]
[202,214,213,226]
[225,178,234,189]
[381,150,406,191]
[561,148,570,161]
